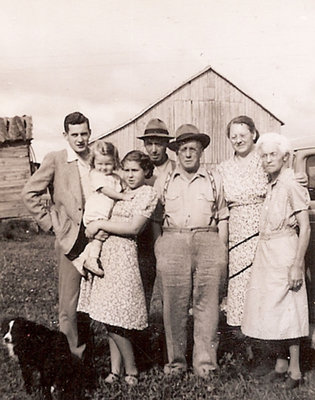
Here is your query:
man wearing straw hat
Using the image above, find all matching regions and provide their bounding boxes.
[153,124,229,378]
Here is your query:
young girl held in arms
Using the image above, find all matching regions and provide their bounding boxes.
[73,141,133,277]
[241,133,310,389]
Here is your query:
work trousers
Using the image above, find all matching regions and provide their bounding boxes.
[155,228,227,376]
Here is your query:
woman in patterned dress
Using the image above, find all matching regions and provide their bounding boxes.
[242,133,310,389]
[78,150,158,386]
[218,116,268,331]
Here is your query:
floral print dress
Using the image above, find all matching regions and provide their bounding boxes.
[218,151,268,326]
[77,185,158,330]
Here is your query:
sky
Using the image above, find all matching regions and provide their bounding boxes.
[0,0,314,161]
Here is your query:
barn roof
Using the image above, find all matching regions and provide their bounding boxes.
[93,65,284,142]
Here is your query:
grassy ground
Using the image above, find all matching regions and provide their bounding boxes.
[0,221,314,400]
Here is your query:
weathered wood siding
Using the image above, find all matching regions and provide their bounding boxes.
[0,141,31,219]
[101,69,282,167]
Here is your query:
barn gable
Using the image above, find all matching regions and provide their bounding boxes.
[93,65,283,166]
[0,116,33,219]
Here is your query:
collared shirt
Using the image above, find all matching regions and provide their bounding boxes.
[154,165,229,228]
[259,168,310,236]
[65,143,91,204]
[145,156,175,187]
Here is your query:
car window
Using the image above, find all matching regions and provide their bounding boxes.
[306,155,315,200]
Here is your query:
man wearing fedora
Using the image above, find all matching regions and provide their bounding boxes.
[153,124,229,378]
[137,118,175,186]
[137,119,175,312]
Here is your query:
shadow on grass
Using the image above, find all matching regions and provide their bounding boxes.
[1,232,315,399]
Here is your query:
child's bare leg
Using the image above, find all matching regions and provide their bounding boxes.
[72,245,91,276]
[84,236,105,277]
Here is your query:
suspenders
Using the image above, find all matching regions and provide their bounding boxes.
[161,168,218,225]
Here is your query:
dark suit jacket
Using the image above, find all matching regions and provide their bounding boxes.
[22,150,85,255]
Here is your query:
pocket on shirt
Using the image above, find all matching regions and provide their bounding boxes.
[197,192,215,217]
[164,194,180,214]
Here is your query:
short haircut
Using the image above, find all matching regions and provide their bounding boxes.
[256,132,291,155]
[64,112,90,133]
[121,150,154,179]
[226,115,260,143]
[89,140,121,170]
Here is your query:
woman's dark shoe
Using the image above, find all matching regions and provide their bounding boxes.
[283,375,303,390]
[263,370,287,383]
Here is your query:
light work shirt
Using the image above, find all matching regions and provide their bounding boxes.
[145,156,175,187]
[154,165,229,228]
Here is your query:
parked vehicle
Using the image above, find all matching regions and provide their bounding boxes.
[290,137,315,331]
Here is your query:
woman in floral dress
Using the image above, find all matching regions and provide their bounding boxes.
[78,150,158,386]
[218,116,268,328]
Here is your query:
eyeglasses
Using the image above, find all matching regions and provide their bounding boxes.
[229,133,251,143]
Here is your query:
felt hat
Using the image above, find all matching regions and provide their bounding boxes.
[137,118,174,140]
[168,124,210,151]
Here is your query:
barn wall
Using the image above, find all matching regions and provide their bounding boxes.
[0,141,31,219]
[98,69,282,166]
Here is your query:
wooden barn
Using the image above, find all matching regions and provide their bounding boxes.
[0,115,34,219]
[93,65,284,166]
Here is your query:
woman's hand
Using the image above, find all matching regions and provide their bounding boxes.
[85,220,102,239]
[288,262,304,291]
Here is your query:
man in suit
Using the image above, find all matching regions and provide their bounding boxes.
[22,112,92,359]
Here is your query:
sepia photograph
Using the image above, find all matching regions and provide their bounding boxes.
[0,1,314,399]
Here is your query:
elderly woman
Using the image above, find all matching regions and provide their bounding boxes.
[218,116,267,329]
[78,150,158,386]
[241,133,310,389]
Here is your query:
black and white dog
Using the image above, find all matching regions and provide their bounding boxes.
[2,317,80,399]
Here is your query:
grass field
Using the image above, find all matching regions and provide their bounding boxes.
[0,221,314,400]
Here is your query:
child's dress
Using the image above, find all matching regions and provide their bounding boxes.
[241,168,310,340]
[83,169,122,225]
[72,170,122,273]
